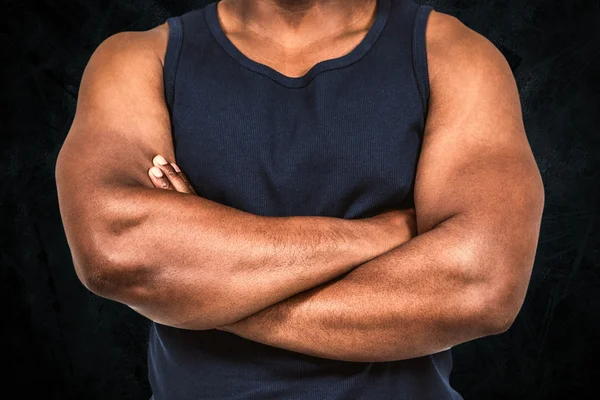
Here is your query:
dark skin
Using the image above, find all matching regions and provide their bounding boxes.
[56,0,545,362]
[55,11,415,332]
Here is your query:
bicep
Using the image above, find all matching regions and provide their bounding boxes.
[414,12,543,232]
[57,27,172,191]
[413,12,544,281]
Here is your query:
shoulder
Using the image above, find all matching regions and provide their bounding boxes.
[86,22,170,74]
[424,10,514,99]
[74,22,173,124]
[77,22,171,103]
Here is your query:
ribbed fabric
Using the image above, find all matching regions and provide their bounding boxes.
[149,0,463,399]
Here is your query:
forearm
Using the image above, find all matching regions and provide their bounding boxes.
[219,215,512,362]
[68,184,402,329]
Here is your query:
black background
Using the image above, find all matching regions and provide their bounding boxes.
[1,0,599,399]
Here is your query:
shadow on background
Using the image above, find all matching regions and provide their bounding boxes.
[1,0,598,399]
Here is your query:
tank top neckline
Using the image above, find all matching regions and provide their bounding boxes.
[204,0,392,88]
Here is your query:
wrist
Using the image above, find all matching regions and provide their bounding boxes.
[361,212,415,253]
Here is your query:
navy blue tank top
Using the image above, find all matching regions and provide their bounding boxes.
[149,0,463,398]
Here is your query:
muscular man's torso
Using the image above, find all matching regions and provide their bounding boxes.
[144,1,465,399]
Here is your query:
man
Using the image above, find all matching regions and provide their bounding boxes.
[55,0,544,398]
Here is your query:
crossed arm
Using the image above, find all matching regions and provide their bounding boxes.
[198,13,546,362]
[55,12,544,362]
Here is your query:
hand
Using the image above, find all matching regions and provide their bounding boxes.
[147,154,196,194]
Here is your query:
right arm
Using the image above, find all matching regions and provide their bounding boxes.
[55,26,411,330]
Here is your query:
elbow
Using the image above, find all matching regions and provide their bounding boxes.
[475,275,526,336]
[73,236,150,302]
[76,240,225,331]
[73,249,123,298]
[74,252,122,298]
[480,305,517,336]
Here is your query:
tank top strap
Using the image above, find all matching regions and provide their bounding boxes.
[383,0,433,129]
[412,3,434,121]
[163,16,183,114]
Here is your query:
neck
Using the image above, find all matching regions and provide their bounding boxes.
[218,0,378,49]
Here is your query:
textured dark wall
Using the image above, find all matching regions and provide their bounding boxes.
[1,0,598,399]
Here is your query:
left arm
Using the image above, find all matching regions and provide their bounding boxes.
[152,12,545,362]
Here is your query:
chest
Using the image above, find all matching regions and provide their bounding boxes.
[170,72,422,218]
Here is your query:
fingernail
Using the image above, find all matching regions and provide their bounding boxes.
[170,162,181,172]
[150,166,163,177]
[154,155,168,166]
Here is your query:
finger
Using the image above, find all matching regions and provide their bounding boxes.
[148,166,175,190]
[171,162,197,194]
[153,155,193,194]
